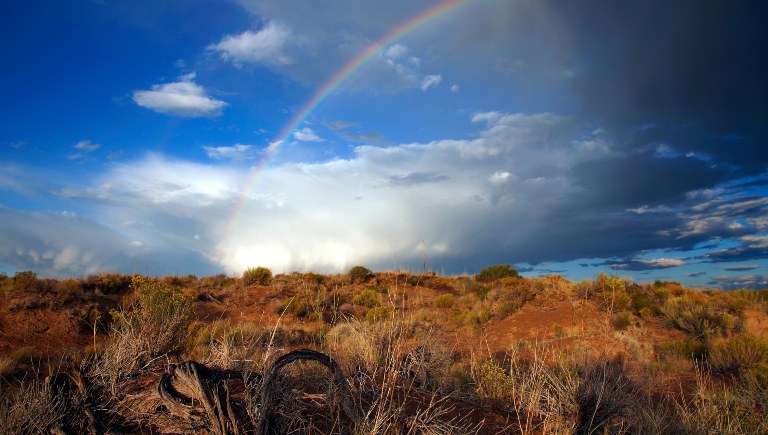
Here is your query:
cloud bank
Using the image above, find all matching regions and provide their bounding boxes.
[3,110,764,282]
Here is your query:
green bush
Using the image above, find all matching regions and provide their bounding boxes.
[708,333,768,377]
[434,294,454,308]
[366,284,389,294]
[365,306,393,322]
[352,289,381,308]
[450,309,491,329]
[281,297,311,318]
[656,339,707,360]
[405,275,423,287]
[496,299,523,318]
[12,271,39,292]
[348,265,373,284]
[475,264,519,281]
[112,275,194,357]
[242,266,272,286]
[661,296,735,341]
[631,292,652,313]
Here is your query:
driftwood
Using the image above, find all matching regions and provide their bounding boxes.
[153,349,356,434]
[258,349,359,434]
[35,349,359,434]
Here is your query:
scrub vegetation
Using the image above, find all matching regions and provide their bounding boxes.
[0,266,767,433]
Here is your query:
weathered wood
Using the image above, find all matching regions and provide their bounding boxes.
[258,348,359,434]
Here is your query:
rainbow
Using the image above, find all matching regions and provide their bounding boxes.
[224,0,474,239]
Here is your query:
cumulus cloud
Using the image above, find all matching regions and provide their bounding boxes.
[420,74,442,91]
[210,21,294,66]
[211,5,450,93]
[293,128,324,142]
[5,108,768,281]
[133,73,227,117]
[203,144,256,160]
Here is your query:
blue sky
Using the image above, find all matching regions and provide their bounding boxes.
[1,0,767,289]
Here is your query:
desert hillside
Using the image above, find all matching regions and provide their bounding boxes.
[1,267,767,434]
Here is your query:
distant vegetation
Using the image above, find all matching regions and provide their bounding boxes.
[0,266,766,433]
[475,263,519,281]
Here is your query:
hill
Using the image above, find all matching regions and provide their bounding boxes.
[1,269,767,433]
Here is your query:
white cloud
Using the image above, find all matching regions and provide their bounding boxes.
[741,235,768,248]
[644,258,686,267]
[74,140,100,152]
[450,84,460,92]
[3,111,595,275]
[209,14,445,93]
[294,127,324,142]
[420,74,442,91]
[67,140,101,160]
[133,73,227,117]
[385,44,409,59]
[488,171,511,184]
[211,21,294,66]
[9,110,744,278]
[204,144,255,160]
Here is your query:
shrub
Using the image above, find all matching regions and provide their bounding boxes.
[708,333,768,377]
[365,284,389,294]
[403,275,422,287]
[348,265,372,284]
[656,339,707,360]
[474,359,513,405]
[303,272,325,285]
[496,299,523,318]
[352,289,381,308]
[450,309,491,329]
[111,275,194,357]
[242,266,272,286]
[0,356,16,378]
[365,306,393,322]
[476,264,519,281]
[552,323,565,338]
[631,292,652,313]
[281,297,311,318]
[475,285,491,300]
[56,279,83,299]
[611,312,633,330]
[434,294,454,308]
[573,357,639,434]
[83,273,132,294]
[661,296,734,341]
[12,271,38,292]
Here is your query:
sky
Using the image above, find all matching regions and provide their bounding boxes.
[1,0,767,289]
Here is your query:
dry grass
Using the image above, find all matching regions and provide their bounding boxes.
[1,272,767,433]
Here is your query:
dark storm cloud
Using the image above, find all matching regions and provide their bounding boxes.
[569,153,728,208]
[703,246,768,263]
[556,1,768,171]
[708,275,768,290]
